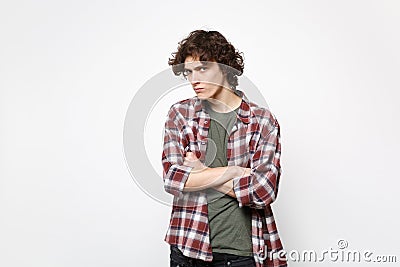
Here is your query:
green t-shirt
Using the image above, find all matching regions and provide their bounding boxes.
[204,101,253,257]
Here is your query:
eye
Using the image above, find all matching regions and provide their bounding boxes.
[183,69,192,76]
[199,67,207,72]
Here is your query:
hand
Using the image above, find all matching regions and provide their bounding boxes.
[241,167,251,177]
[183,152,207,172]
[212,167,251,198]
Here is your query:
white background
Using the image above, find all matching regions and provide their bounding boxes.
[1,0,399,266]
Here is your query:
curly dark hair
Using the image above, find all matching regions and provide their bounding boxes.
[168,30,244,89]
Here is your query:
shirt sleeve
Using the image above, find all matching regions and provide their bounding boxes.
[233,117,282,209]
[161,105,193,197]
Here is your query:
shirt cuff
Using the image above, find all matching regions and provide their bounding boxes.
[164,164,193,197]
[233,175,252,207]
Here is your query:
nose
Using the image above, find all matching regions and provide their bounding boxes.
[188,70,200,85]
[191,80,200,89]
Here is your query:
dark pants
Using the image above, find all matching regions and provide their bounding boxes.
[170,245,256,267]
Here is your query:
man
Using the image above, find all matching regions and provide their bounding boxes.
[162,30,286,267]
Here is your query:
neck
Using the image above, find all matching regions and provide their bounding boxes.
[207,86,242,113]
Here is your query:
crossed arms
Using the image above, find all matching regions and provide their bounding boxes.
[161,105,282,208]
[182,151,250,197]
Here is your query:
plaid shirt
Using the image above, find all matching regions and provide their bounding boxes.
[162,90,287,267]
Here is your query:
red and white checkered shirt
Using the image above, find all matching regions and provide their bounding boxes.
[162,90,287,267]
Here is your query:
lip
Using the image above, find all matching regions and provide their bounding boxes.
[194,88,204,92]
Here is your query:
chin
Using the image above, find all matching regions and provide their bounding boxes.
[197,95,208,100]
[194,92,207,98]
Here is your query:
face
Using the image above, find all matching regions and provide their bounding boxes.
[183,56,229,100]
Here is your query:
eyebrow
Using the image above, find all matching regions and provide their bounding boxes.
[183,61,208,71]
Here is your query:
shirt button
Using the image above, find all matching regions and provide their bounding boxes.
[258,222,262,228]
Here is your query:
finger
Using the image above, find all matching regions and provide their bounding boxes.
[189,152,199,160]
[184,158,194,165]
[186,153,196,160]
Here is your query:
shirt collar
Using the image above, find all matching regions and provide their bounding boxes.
[193,89,251,124]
